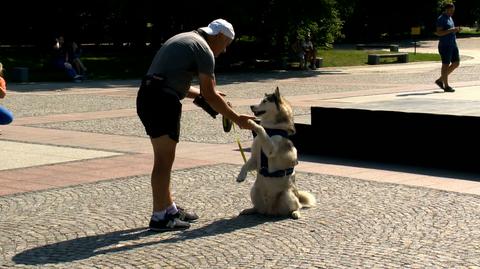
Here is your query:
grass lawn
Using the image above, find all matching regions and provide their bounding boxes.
[319,49,440,67]
[458,26,480,36]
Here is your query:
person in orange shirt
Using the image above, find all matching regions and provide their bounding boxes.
[0,63,14,126]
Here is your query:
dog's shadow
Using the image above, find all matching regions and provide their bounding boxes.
[12,214,282,265]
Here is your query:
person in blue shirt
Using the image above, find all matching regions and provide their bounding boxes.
[435,3,461,92]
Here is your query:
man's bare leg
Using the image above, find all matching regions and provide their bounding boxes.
[150,135,177,212]
[438,61,460,88]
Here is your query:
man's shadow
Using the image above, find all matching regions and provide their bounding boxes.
[396,90,444,97]
[13,214,281,265]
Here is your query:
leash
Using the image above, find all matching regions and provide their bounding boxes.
[222,103,247,164]
[232,123,247,163]
[231,122,255,178]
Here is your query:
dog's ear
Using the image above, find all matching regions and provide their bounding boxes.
[274,87,283,105]
[275,87,281,99]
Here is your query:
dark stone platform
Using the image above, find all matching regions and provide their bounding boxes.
[291,86,480,172]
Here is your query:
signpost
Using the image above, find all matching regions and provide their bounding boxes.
[411,26,421,55]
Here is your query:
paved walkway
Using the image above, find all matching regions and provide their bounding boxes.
[1,38,480,268]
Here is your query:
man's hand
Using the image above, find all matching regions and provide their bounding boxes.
[235,115,257,130]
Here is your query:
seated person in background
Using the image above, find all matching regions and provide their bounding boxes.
[291,35,306,69]
[302,33,317,69]
[52,35,85,82]
[0,62,14,127]
[70,40,88,77]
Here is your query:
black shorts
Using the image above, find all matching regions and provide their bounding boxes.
[136,79,182,142]
[438,45,460,65]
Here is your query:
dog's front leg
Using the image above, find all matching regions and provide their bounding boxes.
[237,157,256,182]
[250,120,277,158]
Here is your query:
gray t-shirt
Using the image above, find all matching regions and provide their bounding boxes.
[147,31,215,99]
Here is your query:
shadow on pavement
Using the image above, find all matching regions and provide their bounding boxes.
[9,68,348,92]
[12,215,280,265]
[159,214,284,244]
[396,90,444,97]
[216,69,347,85]
[238,148,480,181]
[299,153,480,182]
[10,69,348,93]
[12,228,153,265]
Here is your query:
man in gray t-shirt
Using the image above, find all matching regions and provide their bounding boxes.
[136,19,255,232]
[146,31,215,99]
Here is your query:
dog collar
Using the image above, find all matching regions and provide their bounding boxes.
[259,167,294,177]
[264,128,289,138]
[259,128,295,178]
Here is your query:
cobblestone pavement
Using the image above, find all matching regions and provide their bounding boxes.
[27,107,311,144]
[1,38,480,268]
[2,164,480,268]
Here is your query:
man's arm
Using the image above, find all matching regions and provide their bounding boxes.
[186,86,200,99]
[436,26,460,36]
[198,72,239,121]
[198,72,255,129]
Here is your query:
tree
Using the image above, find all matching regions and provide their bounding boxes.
[338,0,456,42]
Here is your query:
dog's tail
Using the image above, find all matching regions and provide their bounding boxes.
[297,190,316,208]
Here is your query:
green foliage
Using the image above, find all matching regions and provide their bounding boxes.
[338,0,458,41]
[257,0,344,57]
[3,0,478,64]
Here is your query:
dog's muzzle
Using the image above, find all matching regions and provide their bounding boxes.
[250,106,265,117]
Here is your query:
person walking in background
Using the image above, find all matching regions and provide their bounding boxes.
[136,19,255,231]
[435,3,461,93]
[0,63,14,128]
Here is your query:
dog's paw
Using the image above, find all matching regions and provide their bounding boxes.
[291,210,301,219]
[248,119,263,132]
[239,208,257,215]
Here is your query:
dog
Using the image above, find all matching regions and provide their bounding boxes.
[236,87,316,219]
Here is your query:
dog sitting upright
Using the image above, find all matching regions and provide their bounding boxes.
[237,87,316,219]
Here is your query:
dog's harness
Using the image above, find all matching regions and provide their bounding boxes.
[259,128,295,177]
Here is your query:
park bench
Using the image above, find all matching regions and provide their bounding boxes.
[368,53,408,65]
[356,44,399,52]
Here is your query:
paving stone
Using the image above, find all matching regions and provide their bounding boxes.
[29,106,310,144]
[2,94,135,118]
[2,37,480,268]
[0,164,479,268]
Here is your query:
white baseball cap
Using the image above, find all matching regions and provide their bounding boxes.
[200,19,235,40]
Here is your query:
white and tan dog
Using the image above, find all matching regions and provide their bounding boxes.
[237,87,316,219]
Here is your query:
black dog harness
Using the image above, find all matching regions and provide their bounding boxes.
[259,128,295,177]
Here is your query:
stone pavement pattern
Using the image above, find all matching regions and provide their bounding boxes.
[2,165,480,268]
[1,38,480,268]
